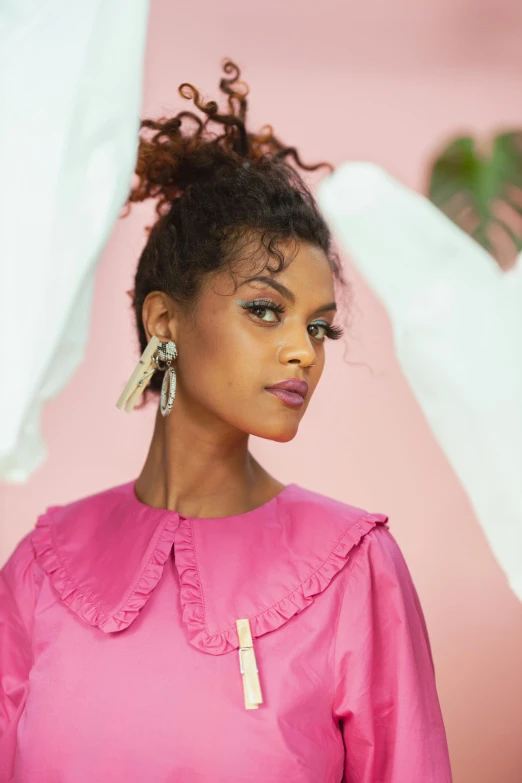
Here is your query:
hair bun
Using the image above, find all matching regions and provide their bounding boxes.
[125,59,330,219]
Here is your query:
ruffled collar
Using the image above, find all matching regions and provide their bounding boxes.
[32,479,388,656]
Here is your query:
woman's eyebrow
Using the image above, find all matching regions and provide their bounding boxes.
[239,276,295,302]
[238,276,337,313]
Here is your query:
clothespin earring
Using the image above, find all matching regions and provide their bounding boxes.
[116,335,178,416]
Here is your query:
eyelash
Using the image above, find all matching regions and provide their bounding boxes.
[239,298,344,341]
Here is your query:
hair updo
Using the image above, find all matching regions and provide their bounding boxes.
[124,59,347,398]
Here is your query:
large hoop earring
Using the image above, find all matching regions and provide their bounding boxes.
[156,340,178,417]
[160,366,176,416]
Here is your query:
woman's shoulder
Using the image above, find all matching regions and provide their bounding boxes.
[0,531,40,636]
[286,482,389,537]
[32,478,138,528]
[288,484,414,599]
[1,479,148,602]
[1,531,36,586]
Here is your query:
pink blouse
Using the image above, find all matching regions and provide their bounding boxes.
[0,480,452,782]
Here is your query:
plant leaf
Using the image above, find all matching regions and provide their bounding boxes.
[428,132,522,264]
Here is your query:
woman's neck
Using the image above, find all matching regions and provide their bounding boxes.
[133,405,284,517]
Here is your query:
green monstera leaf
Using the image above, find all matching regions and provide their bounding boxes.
[428,132,522,265]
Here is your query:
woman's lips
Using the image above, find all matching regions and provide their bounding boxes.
[265,388,305,408]
[265,379,308,408]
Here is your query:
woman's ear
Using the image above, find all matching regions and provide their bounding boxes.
[141,291,178,344]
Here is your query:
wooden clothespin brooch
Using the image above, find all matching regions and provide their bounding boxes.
[236,619,263,710]
[116,335,160,413]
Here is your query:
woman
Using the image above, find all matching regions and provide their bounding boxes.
[0,61,452,782]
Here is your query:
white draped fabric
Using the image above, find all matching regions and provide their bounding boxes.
[318,162,522,602]
[0,0,149,481]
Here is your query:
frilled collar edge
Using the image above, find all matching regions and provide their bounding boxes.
[173,512,388,655]
[31,480,388,655]
[31,503,179,634]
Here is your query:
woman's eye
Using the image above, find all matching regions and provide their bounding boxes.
[308,322,328,340]
[251,306,279,322]
[238,299,285,323]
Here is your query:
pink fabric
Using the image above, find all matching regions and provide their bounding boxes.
[0,480,452,782]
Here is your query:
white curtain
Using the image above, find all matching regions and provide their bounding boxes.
[0,0,149,482]
[318,162,522,602]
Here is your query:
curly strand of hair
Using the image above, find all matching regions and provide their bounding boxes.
[177,78,249,157]
[219,59,249,122]
[220,59,241,86]
[175,111,205,133]
[178,83,219,116]
[139,118,183,149]
[250,125,274,146]
[275,145,333,173]
[205,112,250,157]
[219,60,249,98]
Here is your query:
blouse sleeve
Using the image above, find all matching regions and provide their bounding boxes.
[333,524,453,783]
[0,534,38,781]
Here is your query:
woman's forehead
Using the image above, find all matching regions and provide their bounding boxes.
[203,245,334,308]
[231,242,331,284]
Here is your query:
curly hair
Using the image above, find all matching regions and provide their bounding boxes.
[124,59,347,400]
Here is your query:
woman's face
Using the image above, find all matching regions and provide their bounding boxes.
[147,240,342,443]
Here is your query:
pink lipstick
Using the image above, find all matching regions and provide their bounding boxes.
[265,379,308,408]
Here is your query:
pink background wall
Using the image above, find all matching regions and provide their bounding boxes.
[2,0,522,780]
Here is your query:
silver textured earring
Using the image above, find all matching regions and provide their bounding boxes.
[116,336,178,415]
[156,340,178,417]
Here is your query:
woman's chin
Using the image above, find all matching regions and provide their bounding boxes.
[251,423,300,443]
